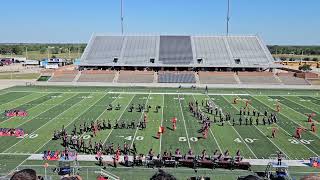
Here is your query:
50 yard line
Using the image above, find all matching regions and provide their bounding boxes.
[178,94,191,149]
[130,93,151,149]
[159,94,164,154]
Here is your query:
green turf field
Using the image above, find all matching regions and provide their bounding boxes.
[0,86,319,179]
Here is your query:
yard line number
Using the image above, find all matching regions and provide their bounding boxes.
[122,136,144,141]
[179,137,198,142]
[234,138,258,143]
[288,139,314,144]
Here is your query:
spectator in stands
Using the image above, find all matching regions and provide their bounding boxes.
[150,169,176,180]
[10,169,38,180]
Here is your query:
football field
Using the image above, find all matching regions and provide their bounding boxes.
[0,86,319,178]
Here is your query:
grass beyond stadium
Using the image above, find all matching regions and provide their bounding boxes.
[0,86,319,179]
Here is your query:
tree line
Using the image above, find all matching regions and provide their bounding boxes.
[0,44,86,56]
[0,44,319,60]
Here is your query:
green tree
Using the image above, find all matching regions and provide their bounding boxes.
[298,64,312,72]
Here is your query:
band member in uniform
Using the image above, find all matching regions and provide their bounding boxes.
[311,123,316,133]
[172,117,177,131]
[272,128,277,138]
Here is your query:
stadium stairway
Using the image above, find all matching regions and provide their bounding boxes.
[153,72,158,83]
[195,72,200,84]
[113,71,120,83]
[234,73,241,84]
[73,71,82,82]
[273,74,284,85]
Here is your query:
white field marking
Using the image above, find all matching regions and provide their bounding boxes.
[178,94,191,149]
[108,91,250,96]
[102,94,136,146]
[0,93,71,127]
[0,93,52,125]
[7,90,320,97]
[78,93,121,139]
[33,93,107,153]
[210,95,257,159]
[130,93,151,149]
[282,96,320,122]
[159,94,165,154]
[0,92,42,110]
[259,96,320,140]
[254,97,319,157]
[227,96,291,160]
[7,157,29,176]
[3,93,82,153]
[191,95,222,153]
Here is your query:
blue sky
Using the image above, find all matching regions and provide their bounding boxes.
[1,0,319,45]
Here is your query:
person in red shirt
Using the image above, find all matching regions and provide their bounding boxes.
[172,117,177,131]
[144,113,147,124]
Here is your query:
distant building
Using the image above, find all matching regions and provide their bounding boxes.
[40,58,66,69]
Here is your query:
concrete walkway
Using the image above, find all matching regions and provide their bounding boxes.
[25,154,311,167]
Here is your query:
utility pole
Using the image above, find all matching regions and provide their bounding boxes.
[25,47,28,60]
[121,0,124,35]
[226,0,230,36]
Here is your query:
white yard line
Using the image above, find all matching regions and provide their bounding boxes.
[0,93,69,127]
[226,96,291,159]
[102,95,136,146]
[0,93,52,125]
[0,92,40,110]
[210,95,258,159]
[7,157,29,176]
[159,94,164,154]
[282,96,320,122]
[259,97,320,140]
[178,94,191,149]
[191,95,222,153]
[3,94,79,153]
[77,93,121,139]
[33,93,108,153]
[254,97,319,157]
[130,93,151,148]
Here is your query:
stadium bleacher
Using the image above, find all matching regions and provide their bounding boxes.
[158,71,196,83]
[277,73,310,85]
[193,36,232,65]
[237,72,281,84]
[49,70,78,82]
[118,71,154,83]
[227,36,271,65]
[199,72,238,84]
[77,70,115,82]
[80,35,275,68]
[158,36,194,65]
[82,36,124,65]
[122,36,158,65]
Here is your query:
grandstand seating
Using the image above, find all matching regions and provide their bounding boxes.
[156,36,193,65]
[193,36,232,65]
[83,36,124,64]
[118,71,154,83]
[80,35,275,68]
[77,70,115,82]
[227,36,270,65]
[122,36,158,64]
[199,72,238,84]
[277,73,310,85]
[158,71,196,83]
[49,70,78,82]
[237,72,281,84]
